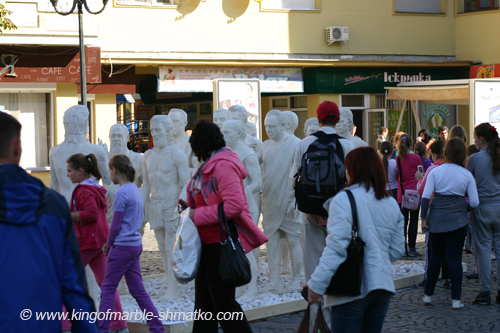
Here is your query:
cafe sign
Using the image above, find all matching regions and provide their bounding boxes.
[0,46,101,83]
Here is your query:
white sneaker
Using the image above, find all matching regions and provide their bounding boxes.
[452,300,464,309]
[423,295,432,305]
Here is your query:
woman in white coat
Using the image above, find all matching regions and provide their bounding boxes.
[304,146,405,332]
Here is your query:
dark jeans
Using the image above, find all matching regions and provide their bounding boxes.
[193,243,252,333]
[424,226,467,300]
[330,290,393,333]
[401,206,420,252]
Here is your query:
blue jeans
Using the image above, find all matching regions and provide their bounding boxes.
[330,290,393,333]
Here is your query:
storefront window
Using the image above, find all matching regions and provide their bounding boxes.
[341,94,366,108]
[0,93,52,169]
[395,0,441,13]
[458,0,499,12]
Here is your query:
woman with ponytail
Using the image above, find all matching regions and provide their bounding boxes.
[380,141,398,199]
[66,153,127,332]
[396,134,424,257]
[467,123,500,306]
[99,154,163,332]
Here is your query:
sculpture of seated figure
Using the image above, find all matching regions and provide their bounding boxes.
[229,105,262,152]
[213,108,232,130]
[336,107,368,148]
[259,110,302,292]
[304,117,320,137]
[142,115,190,301]
[222,120,262,298]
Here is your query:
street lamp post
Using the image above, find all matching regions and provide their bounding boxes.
[49,0,108,106]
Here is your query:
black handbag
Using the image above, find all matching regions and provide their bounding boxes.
[217,203,252,287]
[325,190,365,296]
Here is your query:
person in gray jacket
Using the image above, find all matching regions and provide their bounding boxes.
[304,146,405,332]
[467,122,500,305]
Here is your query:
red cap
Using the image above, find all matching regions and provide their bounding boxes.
[316,101,340,122]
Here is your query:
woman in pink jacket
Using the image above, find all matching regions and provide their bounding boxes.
[185,120,268,333]
[396,134,423,257]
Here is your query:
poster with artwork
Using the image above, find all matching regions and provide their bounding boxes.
[473,80,500,131]
[213,79,261,139]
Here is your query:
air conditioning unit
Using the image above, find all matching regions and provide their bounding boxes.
[325,26,349,45]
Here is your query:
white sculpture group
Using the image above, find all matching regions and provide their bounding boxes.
[49,103,366,302]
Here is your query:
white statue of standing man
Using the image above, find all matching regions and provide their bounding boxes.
[48,104,111,310]
[336,107,368,148]
[222,119,262,298]
[106,124,144,225]
[259,110,302,291]
[142,115,190,301]
[49,105,111,203]
[168,108,198,170]
[229,105,263,152]
[213,108,232,130]
[304,117,320,137]
[283,110,299,138]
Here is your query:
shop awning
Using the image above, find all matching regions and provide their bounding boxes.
[116,94,135,103]
[386,80,470,105]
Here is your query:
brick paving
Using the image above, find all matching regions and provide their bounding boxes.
[248,230,500,333]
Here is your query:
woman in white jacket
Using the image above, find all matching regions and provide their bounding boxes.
[304,146,405,332]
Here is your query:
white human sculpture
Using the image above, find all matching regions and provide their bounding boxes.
[280,111,301,273]
[336,107,368,148]
[283,111,299,137]
[246,122,258,138]
[259,110,302,291]
[213,108,232,130]
[49,105,111,203]
[229,104,263,152]
[222,120,262,298]
[106,124,144,224]
[304,117,320,137]
[48,104,111,310]
[168,108,198,170]
[142,115,190,301]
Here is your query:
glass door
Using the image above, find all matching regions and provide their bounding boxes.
[365,109,386,149]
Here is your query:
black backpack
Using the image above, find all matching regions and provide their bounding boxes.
[294,132,346,216]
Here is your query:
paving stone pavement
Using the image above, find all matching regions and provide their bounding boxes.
[247,230,500,333]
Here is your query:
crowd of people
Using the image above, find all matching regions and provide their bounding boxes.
[3,101,500,332]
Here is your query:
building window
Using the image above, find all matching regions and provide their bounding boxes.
[458,0,499,12]
[0,93,52,169]
[115,0,173,7]
[262,0,315,10]
[395,0,441,13]
[375,94,386,109]
[340,94,366,108]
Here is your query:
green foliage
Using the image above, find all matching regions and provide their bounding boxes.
[0,4,17,33]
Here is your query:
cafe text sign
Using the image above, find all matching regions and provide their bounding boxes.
[0,46,101,83]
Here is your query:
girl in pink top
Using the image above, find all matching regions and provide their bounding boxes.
[396,134,423,257]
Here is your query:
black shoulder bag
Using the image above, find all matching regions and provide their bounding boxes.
[217,203,252,287]
[325,190,365,296]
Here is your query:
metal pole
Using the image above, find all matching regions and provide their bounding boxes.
[78,1,87,106]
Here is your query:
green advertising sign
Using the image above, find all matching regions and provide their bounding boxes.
[303,67,468,94]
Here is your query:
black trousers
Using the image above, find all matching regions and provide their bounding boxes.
[193,243,252,333]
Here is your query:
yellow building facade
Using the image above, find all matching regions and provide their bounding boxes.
[3,0,497,181]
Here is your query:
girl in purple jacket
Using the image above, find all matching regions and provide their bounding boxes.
[98,154,163,333]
